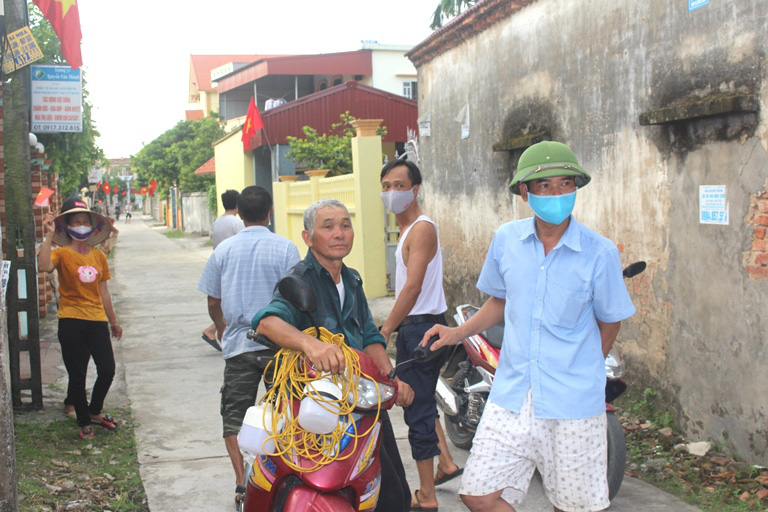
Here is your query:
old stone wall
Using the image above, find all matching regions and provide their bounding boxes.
[415,0,768,462]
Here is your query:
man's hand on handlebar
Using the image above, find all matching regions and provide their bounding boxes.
[420,324,462,351]
[393,377,414,407]
[304,338,346,374]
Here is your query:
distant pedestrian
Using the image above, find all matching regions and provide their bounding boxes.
[201,190,245,349]
[38,199,123,440]
[124,203,132,224]
[114,203,121,221]
[197,186,300,506]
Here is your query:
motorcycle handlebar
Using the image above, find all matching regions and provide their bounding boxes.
[246,329,281,351]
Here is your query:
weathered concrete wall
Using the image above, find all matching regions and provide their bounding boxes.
[415,0,768,462]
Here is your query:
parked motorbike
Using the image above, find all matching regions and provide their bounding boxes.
[240,274,441,512]
[435,261,646,501]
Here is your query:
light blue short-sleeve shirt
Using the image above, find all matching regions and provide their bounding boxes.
[197,226,300,359]
[477,216,636,419]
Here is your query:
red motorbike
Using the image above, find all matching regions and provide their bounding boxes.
[240,275,438,512]
[434,261,646,501]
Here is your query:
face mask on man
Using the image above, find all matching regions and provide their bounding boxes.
[66,225,94,240]
[380,189,415,214]
[527,190,577,226]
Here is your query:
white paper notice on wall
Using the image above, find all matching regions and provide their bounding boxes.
[699,185,729,225]
[1,260,11,309]
[418,112,431,137]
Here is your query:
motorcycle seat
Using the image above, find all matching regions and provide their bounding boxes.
[466,308,504,349]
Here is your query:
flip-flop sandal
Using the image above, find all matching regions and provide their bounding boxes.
[434,466,463,486]
[202,334,222,351]
[411,489,438,511]
[79,426,94,439]
[91,414,118,430]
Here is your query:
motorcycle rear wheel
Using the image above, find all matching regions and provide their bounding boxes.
[606,411,626,501]
[445,416,475,450]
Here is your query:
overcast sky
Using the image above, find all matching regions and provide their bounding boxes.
[76,0,437,158]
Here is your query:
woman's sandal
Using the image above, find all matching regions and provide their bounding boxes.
[79,426,94,440]
[410,489,439,511]
[91,413,118,431]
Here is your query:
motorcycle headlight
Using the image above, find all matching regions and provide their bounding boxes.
[605,347,624,380]
[353,377,395,410]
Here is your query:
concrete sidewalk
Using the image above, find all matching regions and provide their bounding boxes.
[104,218,700,512]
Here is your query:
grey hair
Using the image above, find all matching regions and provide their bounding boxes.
[303,198,349,236]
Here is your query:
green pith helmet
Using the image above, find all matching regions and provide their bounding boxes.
[508,141,591,195]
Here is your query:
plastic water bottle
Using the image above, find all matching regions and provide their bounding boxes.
[298,377,343,434]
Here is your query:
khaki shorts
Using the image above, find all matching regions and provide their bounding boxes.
[460,390,609,512]
[220,351,270,437]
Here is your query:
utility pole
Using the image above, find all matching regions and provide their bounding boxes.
[1,0,36,506]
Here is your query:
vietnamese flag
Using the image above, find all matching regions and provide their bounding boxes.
[32,0,83,69]
[113,185,118,194]
[141,186,147,195]
[148,180,158,197]
[34,187,55,207]
[241,97,264,151]
[103,181,111,193]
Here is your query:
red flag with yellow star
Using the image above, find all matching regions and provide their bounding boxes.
[33,0,83,69]
[241,97,264,151]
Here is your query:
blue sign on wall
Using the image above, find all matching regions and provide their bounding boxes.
[689,0,709,12]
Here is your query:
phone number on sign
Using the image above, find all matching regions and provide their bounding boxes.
[31,124,82,132]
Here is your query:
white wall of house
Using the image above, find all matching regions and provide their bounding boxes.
[365,44,418,99]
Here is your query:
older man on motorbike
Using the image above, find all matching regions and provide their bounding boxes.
[252,198,414,512]
[423,141,636,512]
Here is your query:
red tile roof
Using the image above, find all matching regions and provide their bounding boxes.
[216,51,373,94]
[194,156,216,175]
[190,54,272,92]
[185,109,205,121]
[407,0,534,67]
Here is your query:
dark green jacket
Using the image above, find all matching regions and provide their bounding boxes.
[251,250,385,351]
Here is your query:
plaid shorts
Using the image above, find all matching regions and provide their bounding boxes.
[220,351,270,437]
[460,390,609,512]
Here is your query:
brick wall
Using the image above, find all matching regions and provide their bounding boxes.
[745,181,768,280]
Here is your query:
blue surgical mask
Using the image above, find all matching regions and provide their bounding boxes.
[527,191,576,225]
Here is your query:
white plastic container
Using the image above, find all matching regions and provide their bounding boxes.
[298,378,343,434]
[238,404,278,456]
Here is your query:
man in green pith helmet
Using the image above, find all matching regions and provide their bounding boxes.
[422,141,636,512]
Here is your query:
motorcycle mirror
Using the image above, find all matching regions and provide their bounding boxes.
[388,335,446,380]
[278,274,318,313]
[277,274,321,339]
[622,261,646,278]
[412,335,447,363]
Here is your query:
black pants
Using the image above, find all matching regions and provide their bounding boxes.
[58,318,115,427]
[396,319,449,461]
[376,410,411,512]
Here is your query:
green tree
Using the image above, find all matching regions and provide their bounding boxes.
[28,2,105,197]
[131,117,224,197]
[430,0,476,29]
[286,112,387,176]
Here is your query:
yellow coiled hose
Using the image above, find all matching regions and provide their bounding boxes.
[259,326,382,472]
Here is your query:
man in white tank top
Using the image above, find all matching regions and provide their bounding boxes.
[379,159,462,511]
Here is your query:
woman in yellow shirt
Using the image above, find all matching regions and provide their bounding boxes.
[39,199,123,439]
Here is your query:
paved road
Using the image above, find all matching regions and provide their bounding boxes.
[111,218,701,511]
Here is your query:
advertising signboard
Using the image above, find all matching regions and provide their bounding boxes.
[30,65,83,133]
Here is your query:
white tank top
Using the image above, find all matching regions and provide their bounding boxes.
[395,215,447,316]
